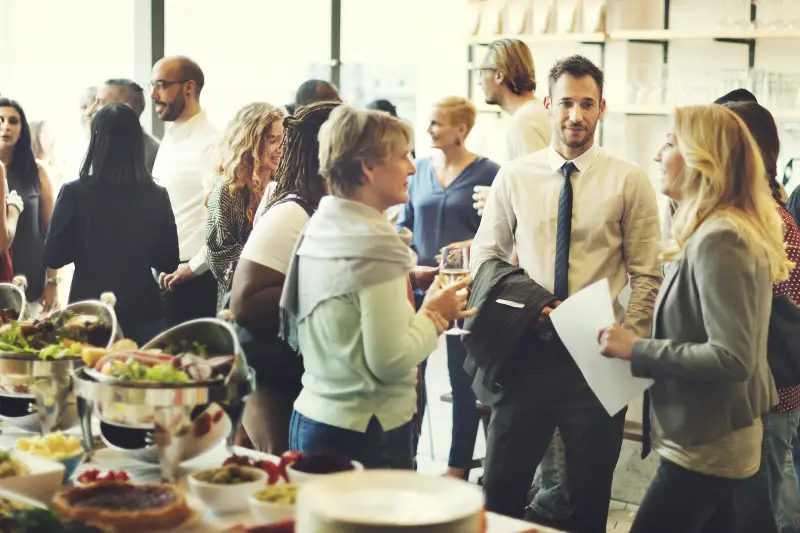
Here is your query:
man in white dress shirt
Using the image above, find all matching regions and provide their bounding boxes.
[151,56,220,325]
[470,55,661,532]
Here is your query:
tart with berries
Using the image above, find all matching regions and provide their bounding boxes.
[52,481,191,532]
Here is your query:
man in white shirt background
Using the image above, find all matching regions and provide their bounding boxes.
[470,55,661,532]
[472,38,551,216]
[152,56,220,325]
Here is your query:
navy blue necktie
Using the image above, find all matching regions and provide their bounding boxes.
[554,162,577,300]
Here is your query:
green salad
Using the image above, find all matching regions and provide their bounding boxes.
[108,361,190,384]
[0,312,109,360]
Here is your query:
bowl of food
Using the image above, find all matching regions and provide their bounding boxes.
[284,452,361,486]
[15,432,86,482]
[249,484,297,525]
[188,465,267,514]
[0,450,65,504]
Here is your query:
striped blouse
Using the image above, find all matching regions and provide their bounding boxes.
[206,182,253,309]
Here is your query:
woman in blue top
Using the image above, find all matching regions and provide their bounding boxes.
[397,96,499,479]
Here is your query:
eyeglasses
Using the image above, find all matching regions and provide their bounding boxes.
[473,68,497,73]
[149,80,189,91]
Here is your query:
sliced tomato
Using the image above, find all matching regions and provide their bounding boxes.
[255,460,281,485]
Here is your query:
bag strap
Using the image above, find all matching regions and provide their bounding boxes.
[271,196,316,218]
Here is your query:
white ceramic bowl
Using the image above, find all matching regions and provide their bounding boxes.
[188,466,267,514]
[248,494,296,525]
[286,461,363,486]
[0,453,65,504]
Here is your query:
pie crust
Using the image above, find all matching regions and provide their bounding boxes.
[52,481,191,532]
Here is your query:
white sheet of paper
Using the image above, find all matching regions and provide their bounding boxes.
[550,278,653,416]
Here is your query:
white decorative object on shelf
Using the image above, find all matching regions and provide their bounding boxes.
[467,1,482,37]
[532,1,555,34]
[582,0,607,33]
[507,0,531,35]
[556,0,581,34]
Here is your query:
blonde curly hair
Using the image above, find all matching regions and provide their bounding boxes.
[665,104,793,283]
[215,102,285,223]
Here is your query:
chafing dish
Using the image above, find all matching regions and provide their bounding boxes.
[0,292,120,434]
[72,318,255,483]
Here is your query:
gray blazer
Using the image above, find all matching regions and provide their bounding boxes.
[630,216,778,447]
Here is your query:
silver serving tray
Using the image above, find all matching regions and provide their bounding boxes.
[72,318,254,482]
[0,293,120,433]
[0,276,28,320]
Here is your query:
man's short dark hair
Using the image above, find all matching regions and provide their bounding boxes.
[174,56,205,95]
[548,55,604,99]
[103,78,146,117]
[714,88,758,105]
[365,99,398,117]
[295,79,340,106]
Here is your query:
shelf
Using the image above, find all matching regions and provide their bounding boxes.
[468,32,607,45]
[612,105,800,120]
[468,29,800,46]
[609,29,800,41]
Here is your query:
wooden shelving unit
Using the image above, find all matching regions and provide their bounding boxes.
[467,29,800,47]
[608,28,800,41]
[467,32,607,45]
[611,105,800,120]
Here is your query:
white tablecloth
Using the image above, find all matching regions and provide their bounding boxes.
[0,425,551,533]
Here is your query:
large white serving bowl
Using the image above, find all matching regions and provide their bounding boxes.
[296,470,484,532]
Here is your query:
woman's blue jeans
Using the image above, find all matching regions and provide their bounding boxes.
[289,411,413,469]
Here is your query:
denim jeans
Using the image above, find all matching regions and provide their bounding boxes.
[289,411,413,469]
[411,323,481,471]
[446,335,480,469]
[780,416,800,533]
[734,410,800,533]
[631,457,742,533]
[528,429,570,520]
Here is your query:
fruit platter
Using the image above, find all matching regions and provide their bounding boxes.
[71,318,255,483]
[0,293,120,434]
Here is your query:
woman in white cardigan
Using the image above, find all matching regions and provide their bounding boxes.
[280,105,474,469]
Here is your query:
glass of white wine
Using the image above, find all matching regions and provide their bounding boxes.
[439,244,471,336]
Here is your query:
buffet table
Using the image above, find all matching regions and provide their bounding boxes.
[0,424,554,533]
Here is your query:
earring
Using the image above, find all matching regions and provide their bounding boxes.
[456,139,462,146]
